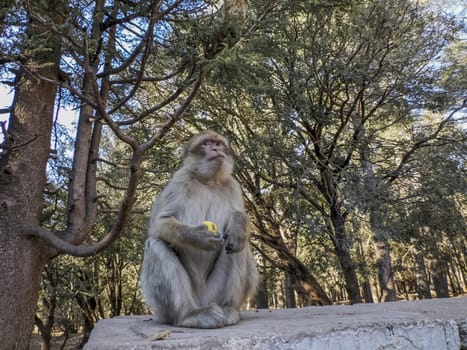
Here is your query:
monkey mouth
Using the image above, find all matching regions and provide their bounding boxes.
[209,155,225,161]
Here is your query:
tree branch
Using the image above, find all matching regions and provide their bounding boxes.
[141,66,206,152]
[386,102,467,182]
[27,151,143,257]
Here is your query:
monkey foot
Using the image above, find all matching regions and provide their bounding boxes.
[222,306,240,326]
[176,303,225,329]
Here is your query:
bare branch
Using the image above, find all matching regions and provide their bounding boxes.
[97,1,184,78]
[386,102,467,182]
[21,64,98,109]
[96,157,127,168]
[28,11,85,52]
[109,61,189,85]
[115,64,195,126]
[97,176,128,191]
[106,6,161,114]
[88,68,139,149]
[141,67,206,152]
[28,150,144,257]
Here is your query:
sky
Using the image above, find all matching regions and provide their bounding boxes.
[0,85,77,134]
[0,85,12,122]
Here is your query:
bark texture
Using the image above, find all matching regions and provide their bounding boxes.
[0,2,63,347]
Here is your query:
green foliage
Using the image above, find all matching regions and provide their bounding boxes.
[193,0,466,304]
[439,41,467,103]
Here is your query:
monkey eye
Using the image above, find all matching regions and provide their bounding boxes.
[202,140,223,147]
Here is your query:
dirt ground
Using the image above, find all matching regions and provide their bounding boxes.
[30,334,84,350]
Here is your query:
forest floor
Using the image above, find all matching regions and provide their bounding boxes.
[30,333,83,350]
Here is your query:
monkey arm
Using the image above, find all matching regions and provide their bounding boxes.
[224,211,250,254]
[146,179,223,251]
[150,216,223,251]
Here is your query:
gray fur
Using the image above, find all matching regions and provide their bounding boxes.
[140,131,258,328]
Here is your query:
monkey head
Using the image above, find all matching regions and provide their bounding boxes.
[182,131,234,182]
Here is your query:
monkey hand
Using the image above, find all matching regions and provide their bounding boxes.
[223,231,246,254]
[224,212,249,254]
[190,224,223,251]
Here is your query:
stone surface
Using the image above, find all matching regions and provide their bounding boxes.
[85,297,467,350]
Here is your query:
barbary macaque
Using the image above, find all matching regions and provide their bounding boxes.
[140,131,258,328]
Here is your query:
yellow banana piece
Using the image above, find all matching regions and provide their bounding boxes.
[202,221,219,235]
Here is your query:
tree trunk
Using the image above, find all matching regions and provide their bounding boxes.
[414,251,431,299]
[254,275,269,309]
[369,213,397,302]
[357,238,374,303]
[431,259,450,298]
[285,271,297,308]
[334,244,363,304]
[291,261,331,305]
[359,131,397,302]
[361,279,374,303]
[35,297,56,350]
[66,0,106,243]
[374,239,397,302]
[368,204,397,302]
[0,65,58,349]
[0,2,63,347]
[259,230,332,305]
[330,209,363,304]
[0,230,49,349]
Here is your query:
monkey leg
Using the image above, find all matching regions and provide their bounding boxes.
[175,303,225,329]
[204,248,258,326]
[140,238,195,323]
[140,238,225,328]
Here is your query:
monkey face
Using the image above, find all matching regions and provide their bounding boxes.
[201,139,227,164]
[184,131,232,161]
[183,131,234,181]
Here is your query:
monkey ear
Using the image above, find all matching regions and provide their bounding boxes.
[181,142,190,159]
[181,133,201,158]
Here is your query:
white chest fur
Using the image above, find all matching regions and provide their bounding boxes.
[178,181,234,235]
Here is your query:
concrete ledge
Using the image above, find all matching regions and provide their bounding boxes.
[85,297,467,350]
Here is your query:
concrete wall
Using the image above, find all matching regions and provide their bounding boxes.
[85,297,467,350]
